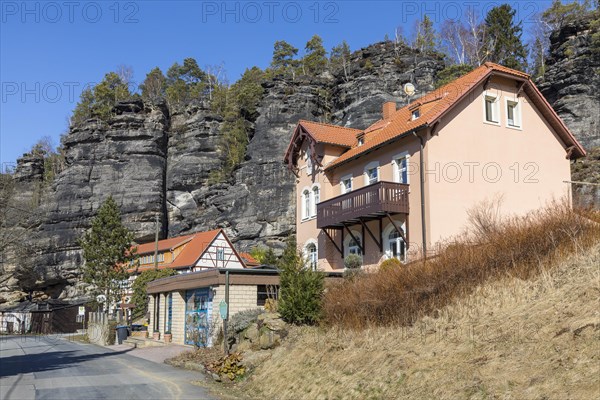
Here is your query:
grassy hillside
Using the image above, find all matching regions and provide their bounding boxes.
[244,243,600,399]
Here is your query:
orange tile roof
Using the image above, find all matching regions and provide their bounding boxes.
[239,252,260,267]
[135,233,196,255]
[320,62,585,170]
[129,229,223,273]
[298,120,361,147]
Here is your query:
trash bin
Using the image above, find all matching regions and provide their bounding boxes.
[116,325,128,344]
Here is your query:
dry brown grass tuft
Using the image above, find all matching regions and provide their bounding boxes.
[243,243,600,399]
[323,203,600,330]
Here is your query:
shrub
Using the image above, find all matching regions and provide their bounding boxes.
[379,258,402,271]
[278,236,325,325]
[344,254,362,269]
[323,202,600,329]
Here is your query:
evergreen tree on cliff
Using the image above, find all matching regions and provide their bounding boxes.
[79,196,136,311]
[271,40,299,77]
[414,15,438,54]
[303,35,328,75]
[484,4,528,70]
[71,72,131,125]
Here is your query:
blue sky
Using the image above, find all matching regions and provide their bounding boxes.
[0,0,553,167]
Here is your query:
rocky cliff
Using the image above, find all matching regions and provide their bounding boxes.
[0,42,444,304]
[3,14,598,304]
[539,13,600,150]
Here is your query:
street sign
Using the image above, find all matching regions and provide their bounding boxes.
[219,300,228,320]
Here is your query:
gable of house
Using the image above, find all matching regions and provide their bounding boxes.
[129,229,247,273]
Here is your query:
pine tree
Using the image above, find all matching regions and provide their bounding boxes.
[484,4,528,70]
[330,40,351,81]
[414,15,438,53]
[271,40,299,73]
[165,58,208,107]
[140,67,167,103]
[93,72,131,120]
[303,35,328,76]
[542,0,592,31]
[71,72,131,125]
[78,196,136,310]
[277,235,324,325]
[71,87,95,125]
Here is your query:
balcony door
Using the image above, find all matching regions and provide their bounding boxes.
[384,222,406,261]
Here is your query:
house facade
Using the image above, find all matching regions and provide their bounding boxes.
[122,229,257,304]
[285,63,586,271]
[146,267,280,346]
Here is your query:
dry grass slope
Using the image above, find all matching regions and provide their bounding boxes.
[245,244,600,399]
[323,204,600,329]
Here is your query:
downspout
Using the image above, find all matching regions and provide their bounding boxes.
[412,131,427,259]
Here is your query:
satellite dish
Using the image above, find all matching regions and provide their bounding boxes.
[403,83,416,96]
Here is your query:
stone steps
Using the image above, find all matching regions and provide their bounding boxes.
[123,337,166,349]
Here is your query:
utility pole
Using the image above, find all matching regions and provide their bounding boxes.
[153,213,159,270]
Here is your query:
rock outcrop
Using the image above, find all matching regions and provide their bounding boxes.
[1,41,444,304]
[539,13,600,150]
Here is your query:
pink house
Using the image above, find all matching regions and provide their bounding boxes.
[284,62,586,271]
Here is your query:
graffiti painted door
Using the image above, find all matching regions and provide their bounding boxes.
[184,288,211,346]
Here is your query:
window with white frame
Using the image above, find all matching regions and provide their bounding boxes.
[311,186,320,217]
[157,253,165,263]
[386,230,406,261]
[302,190,311,219]
[306,243,317,271]
[483,92,499,124]
[411,109,420,120]
[367,167,378,185]
[341,176,352,194]
[216,247,225,261]
[346,234,362,256]
[393,153,410,184]
[506,98,521,128]
[364,162,379,186]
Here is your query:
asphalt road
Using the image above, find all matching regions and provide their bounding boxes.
[0,335,215,400]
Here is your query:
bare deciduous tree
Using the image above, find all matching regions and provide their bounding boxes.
[205,63,226,101]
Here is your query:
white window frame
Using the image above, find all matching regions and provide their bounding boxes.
[216,247,225,261]
[505,97,522,130]
[364,161,379,186]
[482,91,500,126]
[304,240,318,271]
[302,188,311,220]
[305,148,313,174]
[392,151,411,185]
[344,231,363,257]
[383,222,407,262]
[340,174,353,194]
[311,185,320,217]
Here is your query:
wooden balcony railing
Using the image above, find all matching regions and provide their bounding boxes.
[317,181,409,229]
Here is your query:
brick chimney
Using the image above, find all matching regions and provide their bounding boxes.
[382,101,396,119]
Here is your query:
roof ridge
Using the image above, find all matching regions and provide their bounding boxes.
[299,119,362,132]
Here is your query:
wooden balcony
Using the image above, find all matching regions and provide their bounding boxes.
[317,181,409,229]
